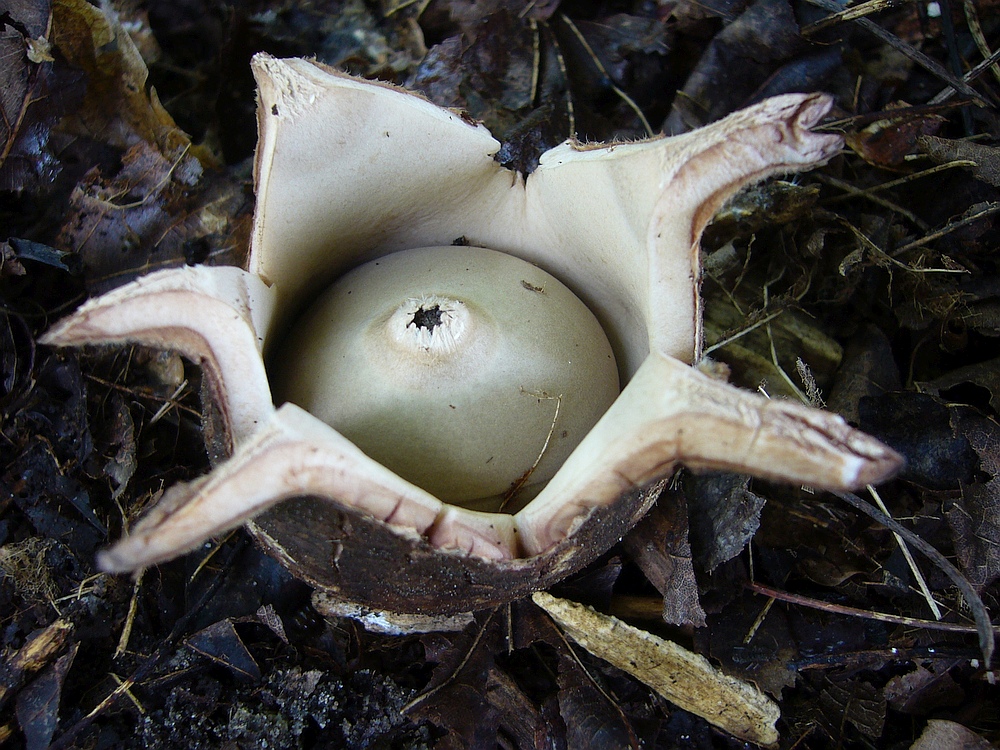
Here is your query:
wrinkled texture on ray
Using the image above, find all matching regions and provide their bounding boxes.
[96,355,901,569]
[250,56,843,376]
[41,266,276,446]
[516,354,903,555]
[97,404,519,571]
[42,55,903,602]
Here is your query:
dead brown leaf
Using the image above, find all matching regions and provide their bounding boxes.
[622,489,706,627]
[919,135,1000,188]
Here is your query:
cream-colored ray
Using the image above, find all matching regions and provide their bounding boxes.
[97,404,521,572]
[40,266,276,448]
[521,93,843,374]
[250,56,842,380]
[516,353,904,556]
[250,54,511,324]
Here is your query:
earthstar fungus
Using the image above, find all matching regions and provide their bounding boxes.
[42,55,903,615]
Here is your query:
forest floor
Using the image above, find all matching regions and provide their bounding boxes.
[2,0,1000,747]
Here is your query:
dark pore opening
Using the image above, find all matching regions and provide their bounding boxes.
[410,304,443,331]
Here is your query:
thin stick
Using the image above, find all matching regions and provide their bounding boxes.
[930,27,1000,103]
[559,14,654,137]
[801,0,908,34]
[833,490,994,667]
[802,0,990,106]
[114,569,145,659]
[891,202,1000,256]
[748,582,997,636]
[817,172,930,229]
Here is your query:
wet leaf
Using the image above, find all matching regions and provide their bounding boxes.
[685,472,765,572]
[910,719,993,750]
[846,108,945,169]
[7,238,78,273]
[185,618,262,683]
[15,641,77,750]
[622,490,706,627]
[0,0,84,193]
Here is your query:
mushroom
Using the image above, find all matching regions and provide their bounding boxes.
[42,55,903,615]
[272,244,620,512]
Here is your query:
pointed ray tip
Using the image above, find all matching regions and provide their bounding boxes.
[797,92,834,130]
[853,445,905,488]
[96,544,140,574]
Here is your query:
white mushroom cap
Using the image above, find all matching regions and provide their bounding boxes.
[273,245,620,510]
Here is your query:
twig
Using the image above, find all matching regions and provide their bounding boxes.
[114,570,144,659]
[840,218,969,274]
[833,490,994,667]
[748,582,996,636]
[816,172,930,230]
[702,309,785,357]
[801,0,908,35]
[802,0,991,106]
[930,24,1000,103]
[891,202,1000,256]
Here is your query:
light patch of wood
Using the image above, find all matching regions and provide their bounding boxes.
[532,591,779,746]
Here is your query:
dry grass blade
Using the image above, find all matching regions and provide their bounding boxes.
[801,0,910,35]
[803,0,992,106]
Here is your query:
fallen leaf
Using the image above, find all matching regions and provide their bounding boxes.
[807,673,886,740]
[558,660,638,750]
[858,392,979,490]
[14,642,78,750]
[845,106,945,169]
[622,489,706,627]
[685,472,765,572]
[185,619,262,683]
[884,662,965,715]
[919,135,1000,188]
[0,0,84,193]
[827,324,901,426]
[663,0,800,133]
[910,719,992,750]
[920,357,1000,413]
[944,408,1000,590]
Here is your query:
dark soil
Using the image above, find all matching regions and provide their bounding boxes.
[2,0,1000,747]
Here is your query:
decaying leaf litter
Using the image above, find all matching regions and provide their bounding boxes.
[1,0,999,747]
